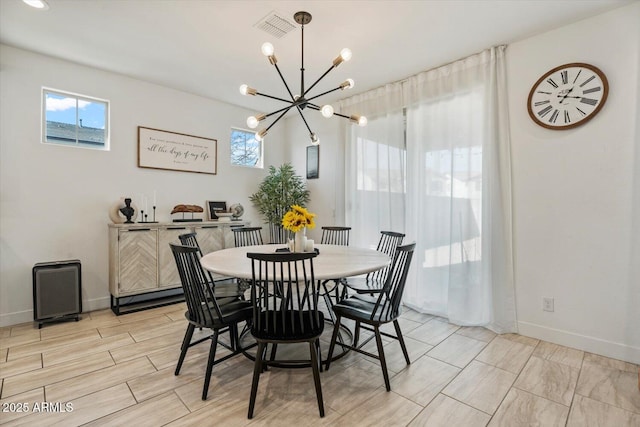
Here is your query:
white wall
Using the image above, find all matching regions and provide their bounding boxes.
[507,2,640,363]
[0,45,286,326]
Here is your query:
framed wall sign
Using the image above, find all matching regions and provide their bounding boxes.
[306,145,319,179]
[138,126,217,174]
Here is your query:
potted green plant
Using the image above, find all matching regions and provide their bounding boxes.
[249,163,310,243]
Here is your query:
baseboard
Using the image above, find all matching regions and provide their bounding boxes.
[0,309,32,328]
[0,296,111,328]
[518,320,640,365]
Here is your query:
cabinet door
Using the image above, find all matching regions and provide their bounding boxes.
[194,226,224,253]
[118,229,158,295]
[158,227,187,288]
[193,225,226,280]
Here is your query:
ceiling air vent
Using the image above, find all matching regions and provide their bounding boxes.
[254,11,296,39]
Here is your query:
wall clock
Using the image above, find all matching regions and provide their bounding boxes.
[527,63,608,130]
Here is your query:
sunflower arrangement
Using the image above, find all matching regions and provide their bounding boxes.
[281,205,316,233]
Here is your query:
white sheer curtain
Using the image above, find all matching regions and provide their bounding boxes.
[341,47,516,333]
[343,86,406,249]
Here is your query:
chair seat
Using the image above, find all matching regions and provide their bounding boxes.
[252,310,324,341]
[333,297,399,324]
[185,300,252,329]
[345,276,384,294]
[213,281,247,299]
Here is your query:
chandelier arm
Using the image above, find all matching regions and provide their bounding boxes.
[332,112,352,120]
[295,107,314,135]
[257,92,294,104]
[273,63,296,101]
[303,65,336,97]
[265,103,298,119]
[305,86,343,103]
[264,106,294,133]
[308,105,352,121]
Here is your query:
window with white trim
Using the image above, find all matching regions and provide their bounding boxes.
[42,88,110,150]
[230,127,263,168]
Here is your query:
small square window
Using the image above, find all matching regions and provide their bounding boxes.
[42,88,110,150]
[230,128,263,168]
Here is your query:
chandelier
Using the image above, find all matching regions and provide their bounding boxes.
[240,11,367,145]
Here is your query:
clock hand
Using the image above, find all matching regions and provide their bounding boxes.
[557,87,574,104]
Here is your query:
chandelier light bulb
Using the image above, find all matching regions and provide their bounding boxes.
[247,116,259,129]
[23,0,49,9]
[340,79,355,90]
[255,129,267,142]
[321,105,334,118]
[261,42,274,57]
[350,114,368,127]
[340,48,352,62]
[239,84,257,96]
[310,133,319,145]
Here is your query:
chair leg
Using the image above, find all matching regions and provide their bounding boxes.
[315,339,323,372]
[309,340,325,417]
[175,323,195,376]
[353,320,361,348]
[325,315,342,370]
[393,319,410,366]
[248,341,266,419]
[202,330,219,400]
[269,343,278,363]
[374,326,391,391]
[322,291,336,324]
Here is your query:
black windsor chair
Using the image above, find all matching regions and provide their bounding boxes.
[232,226,264,247]
[170,243,253,400]
[318,226,352,321]
[345,231,405,295]
[178,232,247,301]
[246,251,325,419]
[326,243,416,392]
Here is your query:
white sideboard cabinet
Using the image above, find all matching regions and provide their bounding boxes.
[108,221,250,314]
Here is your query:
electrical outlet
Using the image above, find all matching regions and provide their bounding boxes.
[542,297,554,312]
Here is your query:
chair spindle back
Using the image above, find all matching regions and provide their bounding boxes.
[320,226,351,246]
[170,243,224,324]
[371,243,415,321]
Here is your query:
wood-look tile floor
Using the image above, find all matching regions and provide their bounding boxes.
[1,303,639,426]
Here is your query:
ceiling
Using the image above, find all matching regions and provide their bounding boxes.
[0,0,633,115]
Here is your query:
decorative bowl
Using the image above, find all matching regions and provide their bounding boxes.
[216,212,233,222]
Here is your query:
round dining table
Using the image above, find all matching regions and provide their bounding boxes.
[200,243,390,281]
[200,243,390,365]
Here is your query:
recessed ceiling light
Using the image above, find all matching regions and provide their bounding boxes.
[23,0,49,10]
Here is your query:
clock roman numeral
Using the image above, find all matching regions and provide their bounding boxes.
[580,98,598,106]
[549,109,559,123]
[573,69,582,84]
[576,107,587,116]
[561,70,568,85]
[538,105,553,117]
[534,100,550,106]
[537,91,552,95]
[579,75,595,87]
[582,86,601,94]
[547,78,559,88]
[564,110,571,123]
